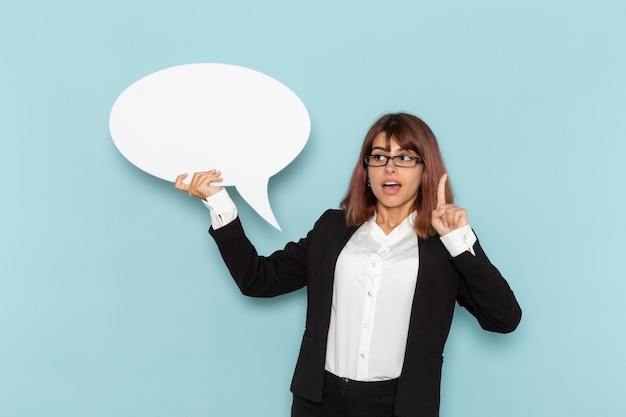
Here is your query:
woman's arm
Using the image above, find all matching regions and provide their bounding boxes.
[208,217,310,297]
[431,174,521,332]
[453,242,522,333]
[175,168,311,297]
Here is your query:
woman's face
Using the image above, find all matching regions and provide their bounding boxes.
[367,133,424,216]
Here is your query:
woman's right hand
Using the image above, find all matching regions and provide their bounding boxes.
[174,169,224,200]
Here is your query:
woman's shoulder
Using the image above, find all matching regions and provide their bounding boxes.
[319,208,344,219]
[311,209,350,231]
[303,209,358,246]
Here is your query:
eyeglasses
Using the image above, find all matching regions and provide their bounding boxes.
[364,154,424,167]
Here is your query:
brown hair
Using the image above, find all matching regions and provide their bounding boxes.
[340,113,453,238]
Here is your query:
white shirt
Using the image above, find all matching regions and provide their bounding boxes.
[204,189,477,381]
[325,213,419,381]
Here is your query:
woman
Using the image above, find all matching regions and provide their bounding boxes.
[175,113,521,417]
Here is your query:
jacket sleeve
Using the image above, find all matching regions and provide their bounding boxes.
[208,216,311,297]
[452,239,522,333]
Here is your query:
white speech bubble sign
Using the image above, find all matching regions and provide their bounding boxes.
[109,63,311,230]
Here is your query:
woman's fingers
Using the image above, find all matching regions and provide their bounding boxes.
[174,169,224,199]
[432,204,468,235]
[446,206,468,229]
[431,174,469,235]
[174,173,189,191]
[436,173,448,207]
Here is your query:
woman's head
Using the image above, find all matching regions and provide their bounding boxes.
[340,112,452,238]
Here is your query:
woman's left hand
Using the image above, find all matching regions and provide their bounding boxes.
[431,173,468,236]
[174,169,224,199]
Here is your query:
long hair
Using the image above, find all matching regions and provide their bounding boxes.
[340,113,453,238]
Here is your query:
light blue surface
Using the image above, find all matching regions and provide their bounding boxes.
[1,1,625,416]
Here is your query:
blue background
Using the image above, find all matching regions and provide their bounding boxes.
[2,1,625,416]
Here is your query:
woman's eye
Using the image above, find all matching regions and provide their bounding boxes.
[399,155,413,161]
[372,155,386,161]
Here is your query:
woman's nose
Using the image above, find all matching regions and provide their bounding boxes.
[384,159,397,173]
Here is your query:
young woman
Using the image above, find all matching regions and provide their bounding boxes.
[175,112,521,417]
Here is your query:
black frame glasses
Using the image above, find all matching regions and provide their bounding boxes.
[364,154,424,167]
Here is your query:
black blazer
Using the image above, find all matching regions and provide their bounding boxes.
[209,209,521,417]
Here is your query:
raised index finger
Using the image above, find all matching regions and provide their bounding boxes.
[437,173,448,207]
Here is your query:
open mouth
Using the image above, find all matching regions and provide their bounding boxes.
[382,181,401,193]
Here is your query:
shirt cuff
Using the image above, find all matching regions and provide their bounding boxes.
[439,224,476,257]
[201,189,238,229]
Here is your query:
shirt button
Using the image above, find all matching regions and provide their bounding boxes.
[360,353,365,358]
[371,262,376,268]
[364,323,369,328]
[367,291,372,297]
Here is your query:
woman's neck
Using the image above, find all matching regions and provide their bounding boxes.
[374,206,412,235]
